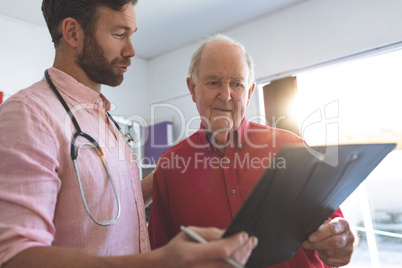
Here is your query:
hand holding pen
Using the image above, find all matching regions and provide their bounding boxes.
[179,226,258,268]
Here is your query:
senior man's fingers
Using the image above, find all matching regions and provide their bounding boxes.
[306,217,350,244]
[303,228,354,251]
[302,218,355,267]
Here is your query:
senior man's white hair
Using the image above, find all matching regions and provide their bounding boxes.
[188,33,255,88]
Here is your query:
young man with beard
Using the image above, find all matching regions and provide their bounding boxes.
[0,1,257,268]
[148,34,355,267]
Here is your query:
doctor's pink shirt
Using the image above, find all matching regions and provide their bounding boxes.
[0,68,150,266]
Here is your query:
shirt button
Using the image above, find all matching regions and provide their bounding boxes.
[239,143,243,148]
[231,190,237,195]
[142,235,146,241]
[226,159,230,164]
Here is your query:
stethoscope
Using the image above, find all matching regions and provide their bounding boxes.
[45,69,134,226]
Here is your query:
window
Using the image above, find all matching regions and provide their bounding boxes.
[291,48,402,267]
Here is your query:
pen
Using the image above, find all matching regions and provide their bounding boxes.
[180,226,245,268]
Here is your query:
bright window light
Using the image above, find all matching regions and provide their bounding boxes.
[294,49,402,146]
[292,48,402,267]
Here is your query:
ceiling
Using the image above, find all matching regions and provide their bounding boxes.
[0,0,305,59]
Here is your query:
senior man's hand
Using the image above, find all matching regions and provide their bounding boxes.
[303,217,355,267]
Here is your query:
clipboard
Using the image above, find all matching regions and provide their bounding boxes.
[223,143,396,268]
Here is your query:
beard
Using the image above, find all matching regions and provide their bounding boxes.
[76,35,131,87]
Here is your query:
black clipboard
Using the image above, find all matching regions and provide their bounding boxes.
[223,143,396,268]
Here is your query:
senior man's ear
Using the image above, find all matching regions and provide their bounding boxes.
[246,83,256,106]
[187,77,197,103]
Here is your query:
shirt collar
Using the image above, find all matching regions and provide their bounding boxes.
[45,67,111,112]
[236,117,250,148]
[200,117,249,153]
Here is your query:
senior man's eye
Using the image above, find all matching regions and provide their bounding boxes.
[206,80,221,89]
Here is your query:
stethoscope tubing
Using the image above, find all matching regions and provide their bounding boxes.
[45,69,123,226]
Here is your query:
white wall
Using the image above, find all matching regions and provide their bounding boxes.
[148,0,402,140]
[232,0,402,81]
[0,16,150,121]
[0,16,54,98]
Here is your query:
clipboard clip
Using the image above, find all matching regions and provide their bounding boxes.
[351,153,359,161]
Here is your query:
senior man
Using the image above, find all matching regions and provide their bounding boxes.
[148,34,355,267]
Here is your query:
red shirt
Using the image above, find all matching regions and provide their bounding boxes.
[148,118,342,267]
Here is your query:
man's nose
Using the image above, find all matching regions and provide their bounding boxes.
[122,38,135,58]
[217,82,232,102]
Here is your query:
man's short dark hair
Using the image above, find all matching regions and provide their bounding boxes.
[42,0,138,47]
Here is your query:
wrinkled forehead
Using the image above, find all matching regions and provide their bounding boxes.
[199,42,249,81]
[201,40,246,61]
